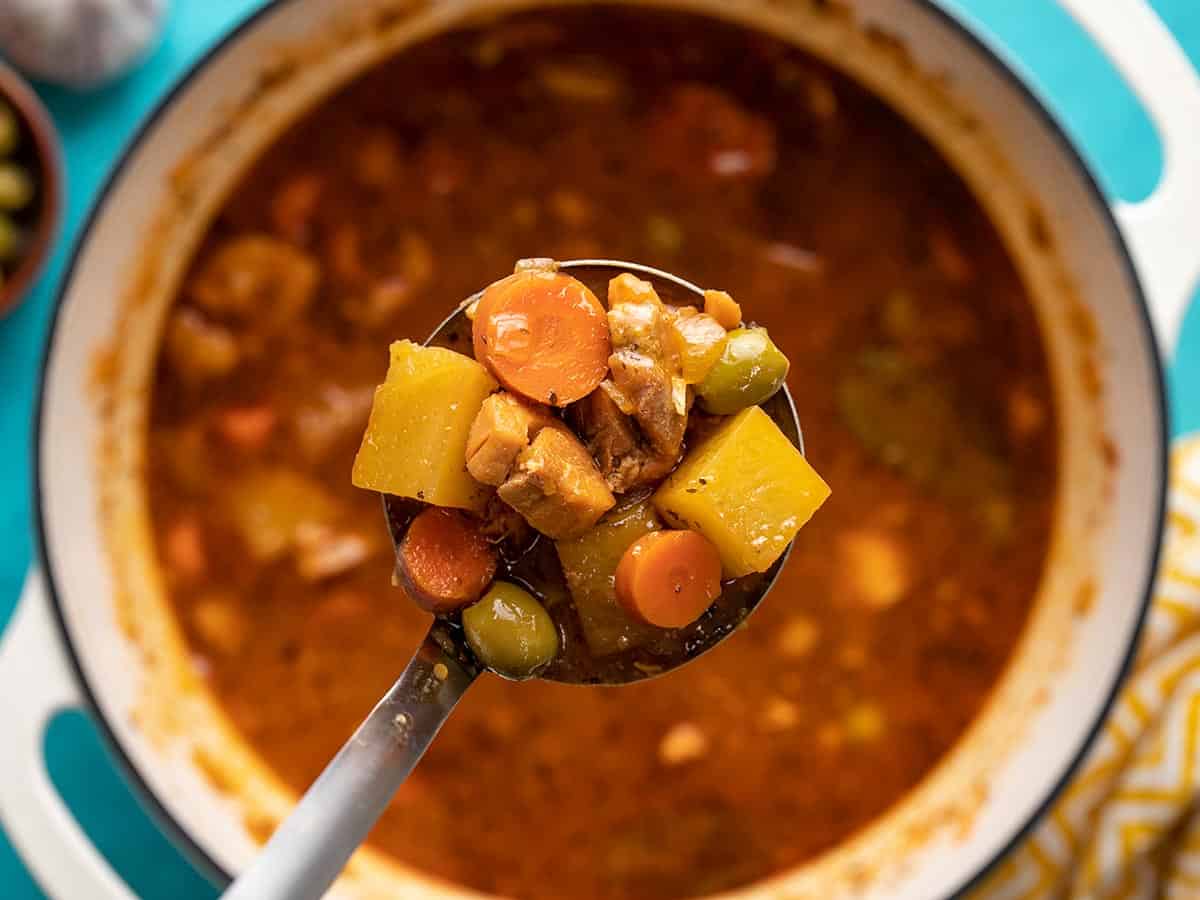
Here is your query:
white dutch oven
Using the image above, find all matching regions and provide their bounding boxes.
[1,0,1198,898]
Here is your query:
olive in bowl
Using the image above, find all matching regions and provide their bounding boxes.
[0,62,62,316]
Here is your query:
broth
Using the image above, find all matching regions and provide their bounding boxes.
[147,7,1056,899]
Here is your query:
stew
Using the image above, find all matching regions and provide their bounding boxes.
[147,7,1056,899]
[352,264,828,680]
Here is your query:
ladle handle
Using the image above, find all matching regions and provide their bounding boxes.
[223,627,476,900]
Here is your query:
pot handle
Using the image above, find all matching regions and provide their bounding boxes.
[1057,0,1200,359]
[0,570,136,900]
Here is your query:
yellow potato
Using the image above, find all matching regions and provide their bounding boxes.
[654,406,830,576]
[225,469,338,562]
[555,496,662,655]
[703,289,742,330]
[669,311,727,384]
[352,341,498,511]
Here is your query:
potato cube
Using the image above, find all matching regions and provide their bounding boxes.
[669,311,728,384]
[226,469,339,562]
[555,497,663,655]
[653,406,830,576]
[352,341,497,511]
[703,289,742,330]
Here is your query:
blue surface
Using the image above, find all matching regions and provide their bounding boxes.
[0,1,1197,897]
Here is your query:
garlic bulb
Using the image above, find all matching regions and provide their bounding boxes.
[0,0,169,90]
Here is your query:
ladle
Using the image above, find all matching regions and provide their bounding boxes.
[223,260,804,900]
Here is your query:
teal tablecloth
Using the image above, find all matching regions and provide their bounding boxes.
[1,1,1197,897]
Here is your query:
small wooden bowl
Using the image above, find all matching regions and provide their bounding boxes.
[0,61,62,317]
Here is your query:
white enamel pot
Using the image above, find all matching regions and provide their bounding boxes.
[1,1,1197,898]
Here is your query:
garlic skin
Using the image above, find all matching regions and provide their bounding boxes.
[0,0,169,90]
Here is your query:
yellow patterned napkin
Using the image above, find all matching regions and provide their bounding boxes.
[978,436,1200,900]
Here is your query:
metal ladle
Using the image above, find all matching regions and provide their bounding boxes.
[223,260,804,900]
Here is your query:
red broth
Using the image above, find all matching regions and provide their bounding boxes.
[148,8,1055,898]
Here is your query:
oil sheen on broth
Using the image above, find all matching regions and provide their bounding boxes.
[147,8,1056,899]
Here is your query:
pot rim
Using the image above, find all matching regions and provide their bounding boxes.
[31,0,1169,896]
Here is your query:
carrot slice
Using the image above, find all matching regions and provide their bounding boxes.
[216,405,277,451]
[614,530,722,628]
[473,270,610,407]
[398,507,498,613]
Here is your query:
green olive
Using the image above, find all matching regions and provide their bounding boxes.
[0,163,34,211]
[696,326,790,414]
[462,581,559,679]
[0,214,21,263]
[0,103,18,157]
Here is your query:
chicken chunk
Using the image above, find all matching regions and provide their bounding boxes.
[293,382,376,462]
[466,392,553,486]
[609,348,686,458]
[477,493,535,554]
[838,530,910,609]
[497,424,615,539]
[607,273,676,367]
[572,387,677,494]
[191,592,249,656]
[270,172,323,244]
[166,308,240,383]
[573,388,636,485]
[353,129,403,189]
[294,523,379,581]
[658,722,709,765]
[606,275,688,459]
[187,234,318,329]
